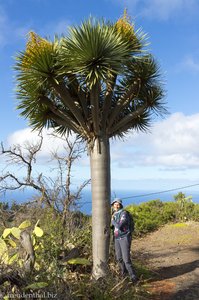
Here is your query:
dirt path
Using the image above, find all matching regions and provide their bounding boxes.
[132,221,199,300]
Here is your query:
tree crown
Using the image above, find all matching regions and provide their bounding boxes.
[15,14,167,141]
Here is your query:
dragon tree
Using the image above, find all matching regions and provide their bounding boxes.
[15,14,166,279]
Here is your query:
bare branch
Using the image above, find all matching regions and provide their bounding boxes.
[0,132,90,219]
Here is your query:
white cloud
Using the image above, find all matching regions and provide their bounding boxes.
[180,55,199,73]
[6,112,199,171]
[111,112,199,169]
[0,128,90,185]
[115,0,199,21]
[141,0,198,20]
[7,128,84,159]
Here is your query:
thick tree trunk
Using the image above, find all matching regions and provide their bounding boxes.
[90,136,111,279]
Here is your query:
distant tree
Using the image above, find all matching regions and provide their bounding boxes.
[174,191,193,221]
[14,13,167,278]
[174,192,193,207]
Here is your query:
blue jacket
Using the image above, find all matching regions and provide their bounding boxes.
[111,209,131,239]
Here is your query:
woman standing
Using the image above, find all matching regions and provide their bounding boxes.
[111,198,138,283]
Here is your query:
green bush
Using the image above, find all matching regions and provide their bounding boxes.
[127,200,167,234]
[191,204,199,221]
[126,197,199,235]
[161,201,177,223]
[1,194,199,299]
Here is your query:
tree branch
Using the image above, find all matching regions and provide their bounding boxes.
[90,82,100,136]
[108,104,148,136]
[39,95,81,134]
[48,77,89,134]
[107,80,140,130]
[101,75,117,132]
[67,74,88,119]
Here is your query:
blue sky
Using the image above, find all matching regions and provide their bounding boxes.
[1,0,199,196]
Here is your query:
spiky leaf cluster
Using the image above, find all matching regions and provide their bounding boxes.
[14,16,166,141]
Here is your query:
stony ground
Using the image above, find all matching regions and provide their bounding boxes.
[132,221,199,300]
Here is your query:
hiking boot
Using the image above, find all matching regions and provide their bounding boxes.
[121,272,128,279]
[130,275,139,284]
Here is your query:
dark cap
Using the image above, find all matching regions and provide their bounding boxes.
[111,198,123,208]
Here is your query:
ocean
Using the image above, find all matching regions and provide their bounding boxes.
[1,187,199,215]
[79,188,199,215]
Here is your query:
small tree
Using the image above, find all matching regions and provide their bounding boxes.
[0,134,90,223]
[174,192,193,221]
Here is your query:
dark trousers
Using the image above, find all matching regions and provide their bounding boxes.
[114,234,136,278]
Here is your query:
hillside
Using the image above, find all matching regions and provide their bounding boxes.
[132,221,199,299]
